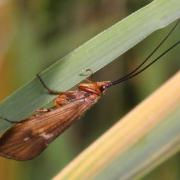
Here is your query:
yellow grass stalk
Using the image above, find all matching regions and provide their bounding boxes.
[53,71,180,180]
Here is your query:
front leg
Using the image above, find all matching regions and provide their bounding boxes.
[54,91,80,107]
[32,108,52,117]
[36,108,50,113]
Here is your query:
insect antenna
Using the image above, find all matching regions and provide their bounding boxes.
[106,20,179,88]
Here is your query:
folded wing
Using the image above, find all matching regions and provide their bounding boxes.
[0,98,95,161]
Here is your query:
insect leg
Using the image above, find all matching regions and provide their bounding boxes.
[37,74,62,95]
[79,68,94,82]
[54,91,78,107]
[32,108,52,117]
[0,116,19,124]
[35,108,50,113]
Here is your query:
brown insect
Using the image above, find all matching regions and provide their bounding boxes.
[0,21,179,161]
[0,77,110,161]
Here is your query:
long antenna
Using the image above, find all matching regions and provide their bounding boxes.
[108,40,180,87]
[115,20,179,83]
[106,20,179,88]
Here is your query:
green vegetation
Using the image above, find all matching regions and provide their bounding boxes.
[0,0,179,179]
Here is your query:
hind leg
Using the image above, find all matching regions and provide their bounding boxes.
[37,74,63,95]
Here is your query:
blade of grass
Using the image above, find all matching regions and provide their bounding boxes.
[95,107,180,180]
[53,71,180,180]
[0,0,180,129]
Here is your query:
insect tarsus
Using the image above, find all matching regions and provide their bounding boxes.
[0,117,19,124]
[37,74,62,95]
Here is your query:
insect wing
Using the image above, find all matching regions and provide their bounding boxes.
[0,96,97,161]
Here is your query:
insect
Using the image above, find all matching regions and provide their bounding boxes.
[0,21,179,161]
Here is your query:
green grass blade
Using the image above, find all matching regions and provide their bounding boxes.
[0,0,180,129]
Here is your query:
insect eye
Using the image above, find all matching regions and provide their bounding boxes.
[100,85,106,92]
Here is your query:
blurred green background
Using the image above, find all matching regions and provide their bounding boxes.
[0,0,179,180]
